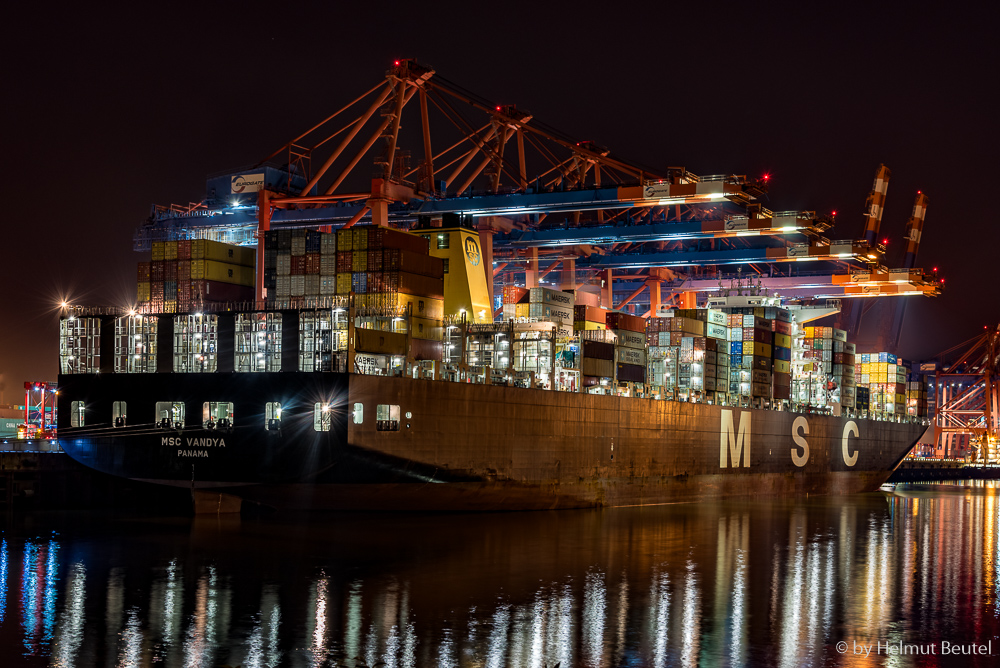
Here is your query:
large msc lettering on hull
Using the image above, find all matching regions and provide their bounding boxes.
[720,413,863,469]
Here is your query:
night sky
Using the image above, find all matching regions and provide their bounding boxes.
[3,3,997,398]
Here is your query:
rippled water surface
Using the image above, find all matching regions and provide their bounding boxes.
[1,481,999,666]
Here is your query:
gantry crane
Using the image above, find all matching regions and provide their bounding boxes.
[133,60,941,319]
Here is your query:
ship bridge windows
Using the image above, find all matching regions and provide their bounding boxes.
[299,310,348,372]
[156,401,185,429]
[436,233,450,249]
[203,402,234,430]
[114,315,157,373]
[113,401,127,427]
[376,404,400,432]
[173,314,218,372]
[70,401,85,427]
[353,403,364,425]
[265,402,282,430]
[314,403,333,432]
[236,312,282,372]
[59,317,101,374]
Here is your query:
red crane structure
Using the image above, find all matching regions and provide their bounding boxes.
[930,325,1000,462]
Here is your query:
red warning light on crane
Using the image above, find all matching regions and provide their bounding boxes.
[394,60,400,66]
[882,238,889,245]
[762,173,770,181]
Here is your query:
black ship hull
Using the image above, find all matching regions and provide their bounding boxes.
[56,372,925,511]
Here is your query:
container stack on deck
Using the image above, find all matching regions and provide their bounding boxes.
[854,352,915,415]
[137,240,255,313]
[262,226,445,361]
[608,312,646,385]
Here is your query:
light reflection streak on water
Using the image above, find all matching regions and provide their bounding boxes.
[650,569,670,668]
[529,590,545,668]
[581,570,606,667]
[778,522,804,668]
[731,548,746,667]
[680,561,700,668]
[263,585,281,668]
[42,539,59,644]
[106,568,125,668]
[614,573,628,668]
[0,538,7,624]
[437,627,457,667]
[823,541,834,639]
[117,607,143,668]
[804,540,820,659]
[51,561,86,668]
[555,583,573,668]
[307,575,330,668]
[183,569,211,668]
[864,514,878,632]
[20,541,39,652]
[485,603,510,668]
[990,493,1000,615]
[244,613,263,668]
[344,580,362,663]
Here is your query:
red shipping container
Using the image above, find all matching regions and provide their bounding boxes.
[177,279,190,301]
[410,337,443,361]
[291,255,307,274]
[606,312,644,333]
[368,249,383,272]
[574,305,606,324]
[833,352,844,364]
[137,262,151,282]
[305,253,321,275]
[177,260,191,281]
[502,286,529,305]
[165,261,178,281]
[383,249,444,278]
[382,228,429,254]
[151,282,165,299]
[177,239,192,260]
[151,260,166,282]
[190,279,255,303]
[336,251,353,273]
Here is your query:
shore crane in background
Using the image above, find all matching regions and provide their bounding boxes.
[930,325,1000,462]
[132,60,941,328]
[880,191,930,351]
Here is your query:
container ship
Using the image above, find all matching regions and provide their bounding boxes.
[55,222,928,511]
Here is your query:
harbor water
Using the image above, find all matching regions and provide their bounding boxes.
[1,482,999,666]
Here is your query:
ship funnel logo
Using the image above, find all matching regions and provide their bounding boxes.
[465,237,481,266]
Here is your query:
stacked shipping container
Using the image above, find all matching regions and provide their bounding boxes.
[138,240,255,313]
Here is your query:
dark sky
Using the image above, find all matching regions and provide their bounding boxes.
[3,2,997,396]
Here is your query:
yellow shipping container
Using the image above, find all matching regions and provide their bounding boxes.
[354,327,406,355]
[337,228,353,250]
[409,316,444,341]
[774,359,791,374]
[774,333,791,348]
[803,326,815,337]
[164,240,178,260]
[393,294,444,320]
[137,282,151,302]
[151,241,165,261]
[745,342,771,357]
[352,250,368,272]
[353,228,368,251]
[163,300,177,313]
[336,273,352,294]
[190,260,255,286]
[515,303,530,318]
[573,321,607,330]
[190,240,256,267]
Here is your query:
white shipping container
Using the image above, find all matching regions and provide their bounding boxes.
[706,323,728,340]
[529,287,575,307]
[290,275,306,297]
[291,236,306,256]
[833,328,847,342]
[277,254,292,276]
[528,302,574,322]
[320,233,337,255]
[320,256,337,276]
[275,275,291,297]
[320,276,337,295]
[615,329,645,349]
[305,274,320,296]
[616,346,646,366]
[706,309,727,326]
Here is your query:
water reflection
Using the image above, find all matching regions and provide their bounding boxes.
[0,482,998,666]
